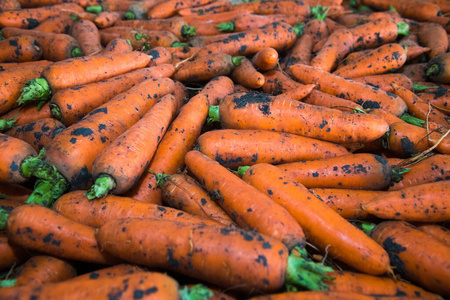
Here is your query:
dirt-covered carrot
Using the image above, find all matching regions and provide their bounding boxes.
[370,220,450,297]
[426,52,450,83]
[0,35,42,63]
[303,90,365,112]
[362,180,450,222]
[18,50,152,104]
[0,231,29,272]
[211,91,389,144]
[361,0,442,21]
[0,181,32,202]
[6,204,119,264]
[418,22,448,59]
[281,33,313,72]
[86,0,139,13]
[232,0,311,18]
[416,223,450,248]
[387,121,435,157]
[273,84,316,101]
[69,19,102,56]
[198,75,234,106]
[93,11,123,28]
[53,190,224,228]
[1,27,83,61]
[261,69,306,95]
[0,102,50,126]
[251,47,278,71]
[289,64,408,116]
[125,0,166,20]
[99,29,148,50]
[115,18,195,40]
[102,37,132,54]
[185,150,305,249]
[218,13,300,33]
[0,0,21,12]
[65,264,145,282]
[0,59,51,71]
[49,65,174,126]
[4,118,65,151]
[398,34,432,62]
[398,62,428,82]
[417,85,450,114]
[125,93,209,204]
[100,27,180,48]
[149,0,215,18]
[197,129,350,169]
[34,14,79,34]
[189,20,226,36]
[177,0,231,16]
[350,73,413,93]
[242,163,391,276]
[230,57,265,89]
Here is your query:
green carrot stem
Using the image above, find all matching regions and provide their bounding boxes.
[232,56,245,66]
[172,42,187,48]
[0,115,17,132]
[25,180,55,207]
[413,84,438,92]
[86,5,102,14]
[69,13,79,21]
[179,284,214,300]
[0,279,16,288]
[216,22,234,32]
[17,78,51,105]
[426,64,439,77]
[149,171,170,187]
[181,25,197,38]
[310,6,329,21]
[207,105,220,124]
[135,33,147,40]
[391,166,411,182]
[396,22,409,36]
[293,22,305,37]
[0,208,8,231]
[85,175,116,200]
[400,114,426,127]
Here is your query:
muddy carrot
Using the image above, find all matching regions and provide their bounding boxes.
[65,264,145,282]
[251,47,278,71]
[289,64,408,116]
[370,220,450,297]
[418,22,448,59]
[401,62,429,82]
[0,0,21,12]
[426,52,450,83]
[417,85,450,114]
[198,75,234,106]
[86,0,139,13]
[217,14,301,33]
[416,223,450,248]
[0,102,50,126]
[350,73,413,93]
[303,90,365,112]
[398,34,432,61]
[387,121,434,157]
[0,231,29,272]
[232,0,311,18]
[33,13,78,34]
[149,0,216,18]
[125,0,166,20]
[361,0,442,21]
[0,59,51,71]
[0,35,42,63]
[69,19,103,56]
[115,18,195,40]
[261,69,308,95]
[101,37,132,54]
[230,57,265,89]
[177,0,231,16]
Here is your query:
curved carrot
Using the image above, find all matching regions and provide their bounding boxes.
[370,220,450,297]
[185,150,305,250]
[230,57,265,89]
[0,231,29,272]
[398,34,432,61]
[4,118,65,151]
[198,75,234,106]
[387,122,435,157]
[417,85,450,114]
[242,163,392,276]
[0,35,42,63]
[418,22,448,59]
[125,93,210,204]
[197,129,350,169]
[213,91,390,144]
[69,19,102,56]
[416,223,450,248]
[144,47,173,66]
[53,190,224,228]
[282,33,314,72]
[289,64,408,116]
[426,52,450,84]
[361,0,442,21]
[33,13,78,34]
[273,84,316,101]
[251,47,278,71]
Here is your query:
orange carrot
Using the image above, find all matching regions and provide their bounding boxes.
[0,35,42,63]
[350,74,413,93]
[289,64,408,116]
[282,33,314,71]
[261,69,306,95]
[418,22,448,59]
[198,75,234,106]
[400,62,429,82]
[69,19,103,56]
[361,0,442,21]
[125,93,209,204]
[217,13,301,32]
[102,37,132,54]
[232,0,311,18]
[251,47,278,71]
[387,122,434,157]
[99,29,148,50]
[230,57,265,89]
[177,0,231,16]
[212,91,389,144]
[100,27,180,49]
[0,231,29,272]
[0,133,37,183]
[181,8,252,24]
[185,150,306,249]
[416,223,450,248]
[273,84,316,101]
[93,11,123,28]
[53,190,224,228]
[125,0,166,20]
[302,90,365,112]
[0,102,51,126]
[0,0,21,12]
[65,264,145,282]
[417,85,450,114]
[249,290,435,300]
[86,0,140,13]
[426,52,450,84]
[197,129,350,169]
[33,13,78,34]
[148,0,215,18]
[0,59,51,71]
[398,34,432,62]
[370,220,450,297]
[115,18,195,40]
[242,162,392,275]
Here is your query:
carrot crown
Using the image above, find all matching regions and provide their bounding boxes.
[207,105,220,124]
[413,84,438,92]
[86,5,103,14]
[17,78,52,105]
[426,64,440,77]
[178,284,214,300]
[310,6,329,21]
[124,11,136,20]
[85,175,116,200]
[216,22,234,32]
[0,278,16,288]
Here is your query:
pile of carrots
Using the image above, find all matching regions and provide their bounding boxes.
[1,0,450,298]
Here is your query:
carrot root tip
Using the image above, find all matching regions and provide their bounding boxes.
[85,175,116,200]
[396,22,409,36]
[17,78,51,105]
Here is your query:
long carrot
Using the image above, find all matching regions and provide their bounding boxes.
[261,69,306,95]
[196,129,350,169]
[177,0,231,16]
[232,0,311,18]
[302,90,365,112]
[0,231,29,272]
[362,180,450,222]
[370,220,450,297]
[125,93,210,204]
[417,85,450,114]
[115,18,195,40]
[49,64,175,126]
[53,190,224,228]
[289,64,408,116]
[6,204,120,264]
[418,22,448,59]
[33,13,78,34]
[217,13,301,33]
[210,91,389,144]
[0,59,51,71]
[416,223,450,248]
[350,73,413,93]
[69,19,103,56]
[0,35,42,63]
[64,264,145,282]
[282,33,314,72]
[242,162,392,276]
[148,0,215,19]
[18,50,152,104]
[185,150,305,250]
[125,0,166,20]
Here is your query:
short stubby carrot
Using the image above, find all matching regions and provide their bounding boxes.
[277,153,393,190]
[213,91,390,144]
[197,129,350,169]
[102,37,133,54]
[289,64,408,116]
[370,220,450,297]
[0,35,42,63]
[185,150,306,250]
[242,163,392,276]
[94,11,123,29]
[362,180,450,222]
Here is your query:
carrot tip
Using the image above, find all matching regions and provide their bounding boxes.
[85,175,116,200]
[17,78,51,105]
[178,284,214,300]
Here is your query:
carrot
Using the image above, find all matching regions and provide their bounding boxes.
[304,18,329,46]
[1,28,83,61]
[289,64,408,116]
[362,180,450,222]
[230,57,265,89]
[124,93,210,204]
[310,29,354,72]
[49,65,174,126]
[181,8,253,24]
[16,0,98,8]
[0,0,21,12]
[0,102,51,127]
[387,122,435,157]
[370,220,450,297]
[249,290,434,300]
[251,47,278,71]
[115,18,195,40]
[125,0,166,20]
[425,0,450,13]
[65,264,145,282]
[4,118,65,151]
[426,52,450,83]
[53,190,224,228]
[148,0,215,18]
[196,22,299,57]
[333,43,407,78]
[242,163,392,275]
[418,22,448,59]
[86,94,178,199]
[302,90,365,112]
[102,37,132,54]
[417,85,450,114]
[42,77,175,191]
[217,14,301,33]
[398,62,429,83]
[361,0,442,21]
[5,204,119,264]
[350,74,413,93]
[281,34,314,71]
[18,50,152,104]
[186,32,235,48]
[0,35,42,63]
[416,223,450,248]
[196,129,350,169]
[93,11,123,28]
[99,29,149,50]
[211,91,390,144]
[33,13,78,34]
[273,84,316,101]
[0,59,51,71]
[160,173,236,227]
[100,27,180,49]
[398,34,432,62]
[189,20,226,36]
[177,0,231,16]
[0,3,84,29]
[0,64,47,115]
[86,0,140,13]
[198,75,234,106]
[173,52,240,82]
[261,69,306,95]
[0,181,32,202]
[185,150,305,249]
[0,271,180,300]
[69,19,103,56]
[0,232,29,272]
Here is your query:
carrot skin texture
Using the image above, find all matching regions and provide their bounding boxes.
[416,224,450,248]
[0,133,37,183]
[418,23,448,59]
[44,77,175,190]
[197,129,350,169]
[199,76,235,106]
[95,218,289,294]
[69,19,103,56]
[0,36,42,63]
[289,64,408,116]
[251,47,278,71]
[242,163,392,276]
[53,190,224,228]
[370,221,450,297]
[185,150,305,250]
[6,204,119,264]
[350,18,402,51]
[350,74,413,93]
[0,231,29,272]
